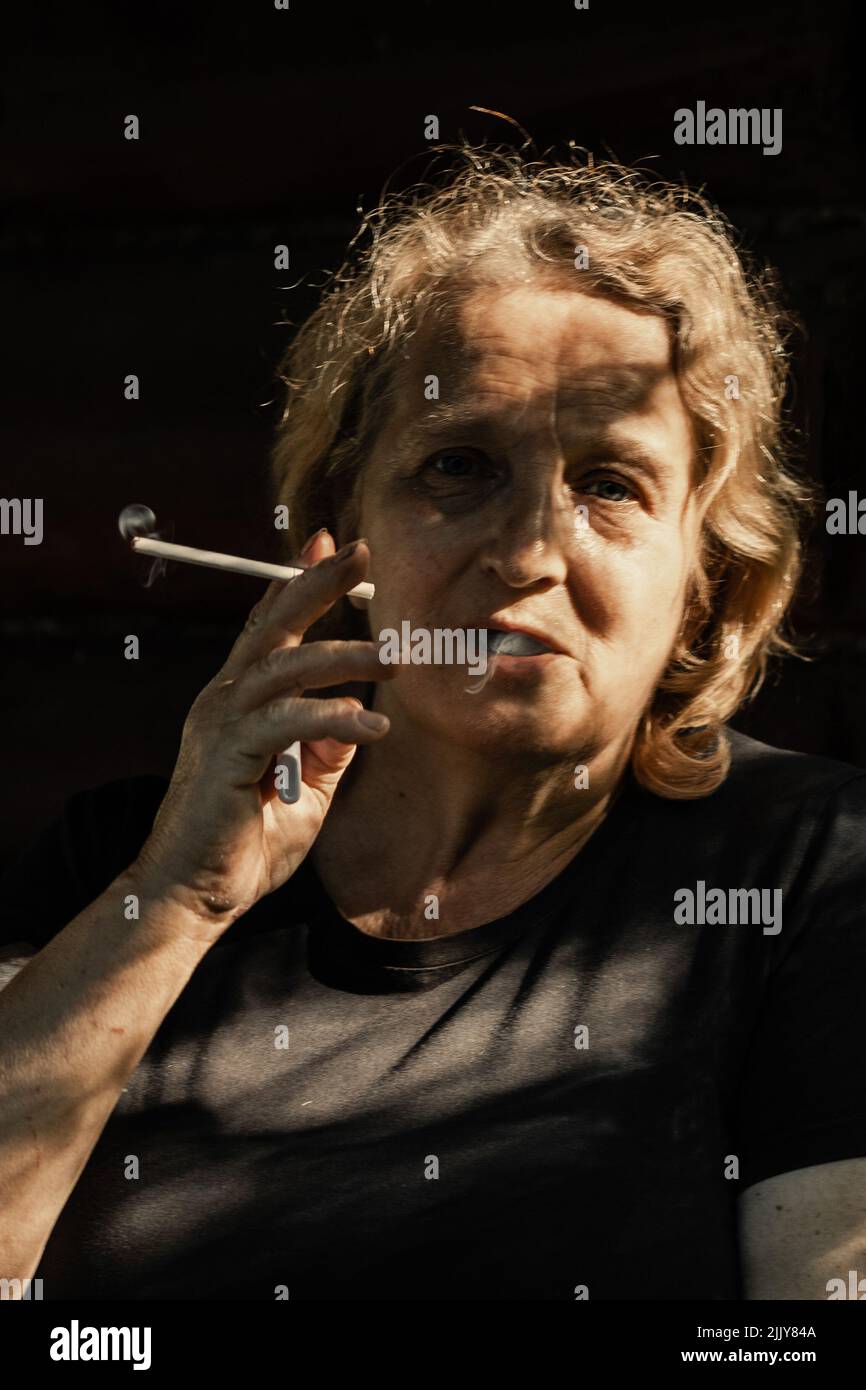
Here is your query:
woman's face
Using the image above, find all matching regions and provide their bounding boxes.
[350,279,700,762]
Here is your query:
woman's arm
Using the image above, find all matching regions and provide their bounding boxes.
[0,529,393,1295]
[738,1158,866,1299]
[0,865,221,1290]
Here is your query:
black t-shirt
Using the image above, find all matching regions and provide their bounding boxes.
[2,727,866,1301]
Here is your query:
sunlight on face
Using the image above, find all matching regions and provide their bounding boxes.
[352,281,700,761]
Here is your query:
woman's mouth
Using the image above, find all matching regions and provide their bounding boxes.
[485,628,555,657]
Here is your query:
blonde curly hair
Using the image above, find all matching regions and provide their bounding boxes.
[269,142,812,799]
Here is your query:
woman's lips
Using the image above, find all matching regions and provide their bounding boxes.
[486,629,553,657]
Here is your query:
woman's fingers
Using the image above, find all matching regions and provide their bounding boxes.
[258,693,366,806]
[302,528,335,564]
[221,533,368,680]
[233,639,396,713]
[217,516,328,670]
[235,694,389,767]
[296,733,362,797]
[267,540,370,646]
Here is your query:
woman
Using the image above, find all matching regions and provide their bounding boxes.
[1,147,865,1301]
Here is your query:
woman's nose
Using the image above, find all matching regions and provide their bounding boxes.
[478,486,575,588]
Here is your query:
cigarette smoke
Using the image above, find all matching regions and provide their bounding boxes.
[118,504,157,542]
[465,631,540,693]
[118,504,167,587]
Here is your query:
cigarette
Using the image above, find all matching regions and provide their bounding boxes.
[128,536,375,602]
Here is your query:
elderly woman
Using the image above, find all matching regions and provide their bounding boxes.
[1,148,865,1303]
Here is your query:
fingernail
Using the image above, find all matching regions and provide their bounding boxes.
[300,527,329,558]
[332,538,367,564]
[356,709,388,731]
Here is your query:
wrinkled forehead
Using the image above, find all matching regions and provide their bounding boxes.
[386,282,684,436]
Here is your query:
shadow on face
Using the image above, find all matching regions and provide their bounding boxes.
[347,279,701,763]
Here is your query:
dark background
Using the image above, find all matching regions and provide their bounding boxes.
[2,0,865,867]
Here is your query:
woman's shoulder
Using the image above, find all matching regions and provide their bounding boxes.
[714,726,866,848]
[657,726,866,837]
[617,728,866,930]
[724,732,866,1187]
[623,727,866,857]
[723,726,866,796]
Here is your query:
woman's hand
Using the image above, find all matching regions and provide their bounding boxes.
[131,529,394,940]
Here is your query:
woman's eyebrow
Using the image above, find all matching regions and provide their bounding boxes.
[589,436,674,484]
[400,404,500,450]
[398,406,673,482]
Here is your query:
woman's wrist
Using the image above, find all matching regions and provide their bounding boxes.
[117,859,247,953]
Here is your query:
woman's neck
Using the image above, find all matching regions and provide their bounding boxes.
[308,712,632,939]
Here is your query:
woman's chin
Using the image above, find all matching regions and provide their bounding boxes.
[423,702,592,759]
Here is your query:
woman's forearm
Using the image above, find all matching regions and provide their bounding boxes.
[0,866,221,1287]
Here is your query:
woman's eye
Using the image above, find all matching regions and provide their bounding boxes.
[581,476,634,503]
[430,450,481,474]
[421,449,492,484]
